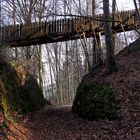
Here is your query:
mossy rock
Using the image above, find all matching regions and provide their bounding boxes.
[0,61,47,121]
[0,61,23,121]
[72,82,118,120]
[21,74,46,114]
[127,38,140,53]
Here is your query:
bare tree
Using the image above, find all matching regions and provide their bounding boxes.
[92,0,102,69]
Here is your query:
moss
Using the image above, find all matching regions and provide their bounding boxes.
[0,61,47,122]
[127,38,140,53]
[128,45,140,53]
[0,61,23,121]
[21,74,46,114]
[72,82,118,120]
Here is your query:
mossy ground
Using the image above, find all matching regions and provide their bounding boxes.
[72,82,118,120]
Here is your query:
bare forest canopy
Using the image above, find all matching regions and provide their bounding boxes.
[1,8,140,47]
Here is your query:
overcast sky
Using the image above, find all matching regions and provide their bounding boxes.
[116,0,135,10]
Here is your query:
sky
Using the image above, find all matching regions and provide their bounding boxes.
[116,0,135,10]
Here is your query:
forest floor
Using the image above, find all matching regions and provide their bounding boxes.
[0,38,140,140]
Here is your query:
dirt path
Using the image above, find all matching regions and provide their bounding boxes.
[4,105,139,140]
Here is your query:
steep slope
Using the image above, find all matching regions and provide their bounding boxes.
[72,38,140,122]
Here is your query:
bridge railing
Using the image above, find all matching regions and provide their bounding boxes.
[0,17,82,43]
[0,9,139,46]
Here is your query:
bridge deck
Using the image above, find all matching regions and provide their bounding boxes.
[0,9,139,47]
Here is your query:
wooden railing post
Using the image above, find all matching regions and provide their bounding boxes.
[48,21,50,34]
[51,21,53,33]
[3,26,6,41]
[37,23,40,37]
[54,20,56,34]
[0,26,1,42]
[60,19,62,33]
[1,26,3,42]
[34,22,37,38]
[74,17,77,32]
[8,25,12,40]
[28,23,31,39]
[131,11,135,25]
[44,21,47,35]
[20,24,23,39]
[21,24,25,39]
[40,22,43,37]
[71,18,74,32]
[30,22,33,39]
[25,24,28,39]
[52,20,55,34]
[61,19,64,33]
[56,19,59,33]
[15,24,19,40]
[51,21,53,34]
[67,18,70,33]
[5,25,8,41]
[4,25,8,41]
[49,21,52,34]
[64,18,66,33]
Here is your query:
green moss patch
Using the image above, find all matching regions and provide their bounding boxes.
[72,82,118,120]
[21,74,46,114]
[127,38,140,53]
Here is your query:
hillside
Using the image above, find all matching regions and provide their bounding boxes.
[0,38,140,140]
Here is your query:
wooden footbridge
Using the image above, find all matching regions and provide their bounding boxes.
[0,9,140,47]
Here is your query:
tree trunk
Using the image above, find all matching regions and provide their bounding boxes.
[133,0,140,26]
[92,0,102,69]
[92,0,97,67]
[0,0,4,61]
[38,46,43,90]
[12,0,18,60]
[103,0,118,73]
[112,0,116,50]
